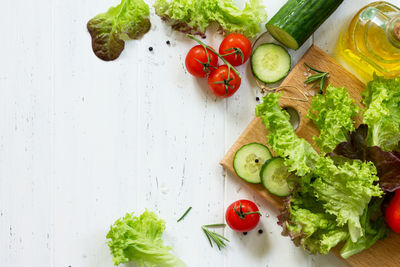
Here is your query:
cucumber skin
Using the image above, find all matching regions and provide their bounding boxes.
[260,158,291,197]
[266,0,343,49]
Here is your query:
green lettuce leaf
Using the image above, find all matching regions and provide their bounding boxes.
[154,0,267,37]
[107,210,185,266]
[312,157,382,242]
[330,124,400,192]
[340,198,389,259]
[87,0,151,61]
[308,85,359,154]
[363,74,400,152]
[278,189,348,255]
[255,93,319,176]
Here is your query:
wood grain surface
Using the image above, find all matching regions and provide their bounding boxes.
[220,45,400,267]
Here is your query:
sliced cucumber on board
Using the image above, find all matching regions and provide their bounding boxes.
[251,43,291,84]
[266,0,344,50]
[233,143,272,183]
[260,157,292,197]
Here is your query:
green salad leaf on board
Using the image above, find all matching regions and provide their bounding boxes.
[330,124,400,192]
[256,93,384,257]
[340,197,389,259]
[312,157,382,243]
[154,0,267,37]
[308,85,359,154]
[87,0,151,61]
[363,74,400,152]
[278,188,349,255]
[255,93,319,177]
[107,210,185,266]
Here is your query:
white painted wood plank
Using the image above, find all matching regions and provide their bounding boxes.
[133,12,227,266]
[0,0,55,266]
[52,0,143,266]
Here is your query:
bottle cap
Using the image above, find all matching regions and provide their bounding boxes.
[395,21,400,41]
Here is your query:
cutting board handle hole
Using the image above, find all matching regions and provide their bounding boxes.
[282,106,300,130]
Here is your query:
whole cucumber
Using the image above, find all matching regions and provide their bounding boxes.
[266,0,343,50]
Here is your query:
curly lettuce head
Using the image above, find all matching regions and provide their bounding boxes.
[257,93,385,257]
[312,157,382,242]
[154,0,267,37]
[363,74,400,152]
[308,85,359,154]
[107,210,185,266]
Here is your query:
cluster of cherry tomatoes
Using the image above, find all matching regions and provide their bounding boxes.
[185,33,252,98]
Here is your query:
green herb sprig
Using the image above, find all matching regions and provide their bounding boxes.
[177,207,192,222]
[304,63,329,94]
[201,224,229,250]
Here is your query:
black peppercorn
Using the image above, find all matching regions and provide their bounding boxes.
[258,229,263,234]
[166,40,170,45]
[243,232,248,235]
[256,97,260,101]
[255,159,259,163]
[148,47,153,51]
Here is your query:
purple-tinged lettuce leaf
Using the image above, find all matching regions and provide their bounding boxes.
[87,0,151,61]
[368,147,400,192]
[278,190,348,255]
[330,124,400,192]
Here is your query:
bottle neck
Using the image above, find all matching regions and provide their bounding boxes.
[361,7,400,48]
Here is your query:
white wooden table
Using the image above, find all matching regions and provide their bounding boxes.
[1,0,399,266]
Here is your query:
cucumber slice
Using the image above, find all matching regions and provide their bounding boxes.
[233,143,272,183]
[260,157,291,197]
[251,43,291,84]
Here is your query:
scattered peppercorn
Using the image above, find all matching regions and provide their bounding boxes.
[148,47,153,51]
[255,159,259,163]
[256,97,260,101]
[166,40,170,45]
[258,229,263,234]
[243,232,248,235]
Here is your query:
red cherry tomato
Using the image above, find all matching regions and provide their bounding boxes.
[185,45,218,78]
[386,189,400,233]
[225,200,261,232]
[219,33,252,66]
[207,65,241,98]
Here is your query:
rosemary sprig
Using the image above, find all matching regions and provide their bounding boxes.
[304,63,329,94]
[201,224,229,250]
[177,207,192,222]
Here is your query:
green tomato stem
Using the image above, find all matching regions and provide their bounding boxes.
[187,34,241,78]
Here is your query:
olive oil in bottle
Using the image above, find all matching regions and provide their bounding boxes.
[336,1,400,82]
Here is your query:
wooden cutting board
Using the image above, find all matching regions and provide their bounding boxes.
[220,45,400,267]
